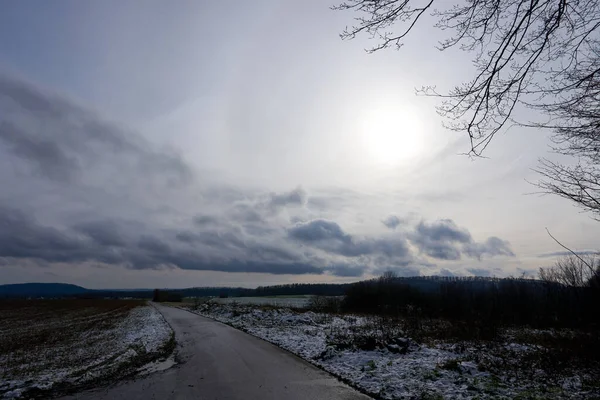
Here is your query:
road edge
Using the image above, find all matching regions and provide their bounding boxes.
[168,305,377,400]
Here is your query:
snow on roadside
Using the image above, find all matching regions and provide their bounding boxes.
[1,304,173,399]
[186,302,597,400]
[120,305,173,354]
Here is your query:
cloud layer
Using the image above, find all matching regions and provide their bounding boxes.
[0,73,516,279]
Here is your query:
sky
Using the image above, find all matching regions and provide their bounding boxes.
[1,1,598,289]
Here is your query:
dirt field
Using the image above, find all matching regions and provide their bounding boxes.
[0,299,173,399]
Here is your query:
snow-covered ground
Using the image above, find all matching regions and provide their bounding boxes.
[185,302,599,399]
[0,303,173,399]
[212,296,312,308]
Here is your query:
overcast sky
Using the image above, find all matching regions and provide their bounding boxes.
[1,1,598,289]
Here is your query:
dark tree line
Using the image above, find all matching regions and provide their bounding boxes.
[251,283,350,297]
[172,283,350,298]
[152,289,182,303]
[343,273,599,333]
[22,283,351,300]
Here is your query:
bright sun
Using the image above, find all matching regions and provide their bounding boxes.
[360,107,424,166]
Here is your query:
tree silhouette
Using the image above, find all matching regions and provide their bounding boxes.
[335,0,600,217]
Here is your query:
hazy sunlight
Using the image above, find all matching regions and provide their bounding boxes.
[360,107,424,166]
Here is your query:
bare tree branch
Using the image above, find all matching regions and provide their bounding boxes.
[545,228,596,273]
[335,0,600,218]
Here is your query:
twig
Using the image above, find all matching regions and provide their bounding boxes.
[545,228,595,273]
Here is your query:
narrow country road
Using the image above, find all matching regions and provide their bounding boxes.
[62,304,371,400]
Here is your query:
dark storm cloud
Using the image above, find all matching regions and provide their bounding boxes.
[0,73,191,185]
[287,217,514,265]
[121,244,323,275]
[176,229,245,250]
[173,225,302,265]
[0,73,71,117]
[0,196,515,277]
[0,206,122,265]
[0,121,79,181]
[121,229,322,274]
[138,235,172,254]
[287,219,412,260]
[409,219,471,260]
[175,231,199,243]
[163,259,323,275]
[0,205,324,275]
[356,238,416,259]
[0,206,82,261]
[193,215,220,225]
[72,220,127,247]
[419,242,461,260]
[288,219,348,242]
[408,219,515,261]
[463,237,515,259]
[413,219,472,244]
[382,215,402,230]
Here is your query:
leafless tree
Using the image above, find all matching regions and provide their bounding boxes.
[539,253,600,286]
[335,0,600,218]
[380,270,398,282]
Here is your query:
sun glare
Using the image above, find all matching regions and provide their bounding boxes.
[360,107,424,166]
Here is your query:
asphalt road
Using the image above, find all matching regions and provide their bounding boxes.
[62,304,371,400]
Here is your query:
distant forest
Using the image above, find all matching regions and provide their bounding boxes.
[0,275,556,299]
[343,274,599,332]
[4,275,598,331]
[71,276,532,299]
[80,282,354,299]
[0,275,537,299]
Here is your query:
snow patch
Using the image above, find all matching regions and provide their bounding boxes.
[1,304,173,399]
[186,302,597,399]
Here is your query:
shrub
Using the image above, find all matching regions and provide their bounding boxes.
[152,289,182,302]
[342,274,599,335]
[308,296,342,313]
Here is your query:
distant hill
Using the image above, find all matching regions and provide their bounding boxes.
[0,283,91,298]
[0,282,351,299]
